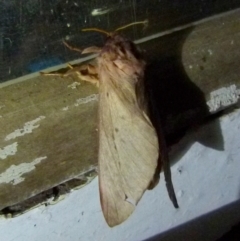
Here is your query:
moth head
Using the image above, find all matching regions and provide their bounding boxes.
[81,20,148,60]
[102,33,142,62]
[81,20,147,63]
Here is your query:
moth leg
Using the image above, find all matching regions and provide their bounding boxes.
[74,64,99,87]
[82,46,102,54]
[41,38,100,86]
[66,63,74,69]
[67,63,98,75]
[61,63,99,86]
[39,64,75,77]
[39,71,65,77]
[41,64,99,87]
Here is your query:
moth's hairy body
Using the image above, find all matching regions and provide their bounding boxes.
[96,34,159,226]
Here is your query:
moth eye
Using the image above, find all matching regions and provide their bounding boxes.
[106,92,109,97]
[115,128,119,132]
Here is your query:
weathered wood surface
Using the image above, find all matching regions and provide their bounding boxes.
[0,9,240,213]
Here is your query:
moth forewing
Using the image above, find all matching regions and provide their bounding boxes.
[97,35,159,226]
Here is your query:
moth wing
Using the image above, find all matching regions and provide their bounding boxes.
[98,73,159,227]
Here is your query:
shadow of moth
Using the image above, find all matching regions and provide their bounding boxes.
[42,20,178,227]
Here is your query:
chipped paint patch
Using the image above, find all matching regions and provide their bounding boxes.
[68,82,81,89]
[0,156,47,185]
[62,106,69,111]
[207,85,240,112]
[5,116,46,141]
[0,142,18,160]
[207,49,213,55]
[74,94,99,107]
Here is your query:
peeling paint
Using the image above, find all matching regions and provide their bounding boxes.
[207,49,213,55]
[68,82,81,89]
[207,85,240,112]
[5,116,46,141]
[74,94,99,107]
[62,106,69,111]
[0,156,47,185]
[0,142,18,160]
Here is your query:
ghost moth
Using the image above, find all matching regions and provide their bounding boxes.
[42,21,178,227]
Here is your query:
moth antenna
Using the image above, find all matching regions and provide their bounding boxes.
[82,28,111,36]
[82,20,148,37]
[114,20,148,32]
[63,41,82,53]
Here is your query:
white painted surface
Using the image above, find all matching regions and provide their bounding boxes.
[207,84,240,112]
[0,108,240,241]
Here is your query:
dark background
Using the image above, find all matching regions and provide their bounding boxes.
[1,0,240,82]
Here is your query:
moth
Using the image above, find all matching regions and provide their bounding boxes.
[42,21,178,227]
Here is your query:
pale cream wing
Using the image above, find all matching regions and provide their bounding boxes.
[98,68,159,227]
